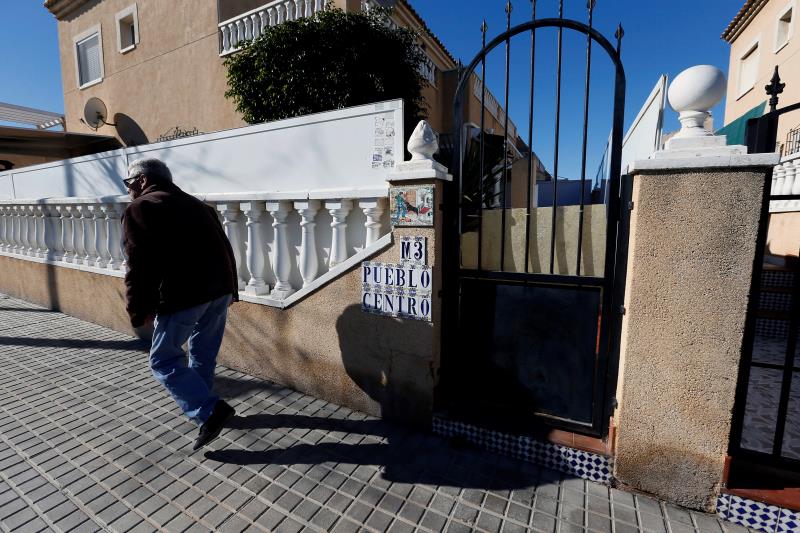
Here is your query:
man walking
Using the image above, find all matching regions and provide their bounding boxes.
[122,158,239,450]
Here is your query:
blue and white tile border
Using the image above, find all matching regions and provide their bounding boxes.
[717,493,800,533]
[432,416,613,484]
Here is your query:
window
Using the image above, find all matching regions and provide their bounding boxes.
[775,3,794,52]
[74,25,104,88]
[738,40,759,97]
[116,4,139,53]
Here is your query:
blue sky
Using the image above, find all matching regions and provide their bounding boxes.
[1,1,743,179]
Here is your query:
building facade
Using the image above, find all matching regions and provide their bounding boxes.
[45,0,519,151]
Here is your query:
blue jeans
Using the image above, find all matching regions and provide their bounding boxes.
[149,294,232,425]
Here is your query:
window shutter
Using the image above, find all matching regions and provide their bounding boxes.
[77,34,102,85]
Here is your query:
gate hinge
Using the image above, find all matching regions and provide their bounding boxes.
[612,397,619,409]
[618,305,626,315]
[627,201,634,211]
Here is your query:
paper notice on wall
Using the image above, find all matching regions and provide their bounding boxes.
[372,115,396,169]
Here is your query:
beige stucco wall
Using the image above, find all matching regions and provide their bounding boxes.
[768,210,800,256]
[724,0,800,147]
[461,204,606,276]
[613,166,768,510]
[0,205,442,426]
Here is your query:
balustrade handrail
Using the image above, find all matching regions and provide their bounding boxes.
[218,0,290,27]
[0,189,391,308]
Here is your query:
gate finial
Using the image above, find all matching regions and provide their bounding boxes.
[506,1,513,15]
[615,23,624,52]
[766,66,785,113]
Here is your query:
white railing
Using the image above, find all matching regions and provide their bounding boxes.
[218,0,326,56]
[770,151,800,213]
[0,191,390,308]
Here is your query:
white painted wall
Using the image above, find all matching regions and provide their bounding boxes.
[0,100,404,200]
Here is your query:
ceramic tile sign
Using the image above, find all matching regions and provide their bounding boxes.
[372,115,396,169]
[361,261,432,321]
[399,236,427,267]
[390,185,434,227]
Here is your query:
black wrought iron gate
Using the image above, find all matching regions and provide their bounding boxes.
[440,1,629,438]
[728,68,800,484]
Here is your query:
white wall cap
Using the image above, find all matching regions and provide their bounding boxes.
[388,160,452,182]
[628,152,780,173]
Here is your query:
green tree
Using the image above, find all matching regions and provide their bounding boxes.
[224,5,428,137]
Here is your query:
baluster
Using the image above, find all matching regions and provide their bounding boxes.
[315,0,324,13]
[327,199,352,267]
[26,206,36,256]
[101,204,122,270]
[276,4,285,24]
[258,10,267,33]
[68,206,84,264]
[295,200,320,287]
[285,1,294,21]
[268,201,295,298]
[34,206,47,258]
[294,0,303,18]
[114,204,128,270]
[304,0,312,17]
[792,159,800,196]
[18,206,30,256]
[230,22,239,48]
[249,14,259,38]
[268,7,276,26]
[44,206,60,261]
[241,201,269,295]
[0,206,7,252]
[773,164,784,196]
[80,206,97,266]
[220,25,230,54]
[89,205,109,268]
[360,197,387,246]
[56,206,70,262]
[781,161,797,211]
[243,16,252,40]
[217,203,246,290]
[12,206,22,254]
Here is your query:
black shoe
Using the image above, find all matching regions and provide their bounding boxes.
[193,400,235,451]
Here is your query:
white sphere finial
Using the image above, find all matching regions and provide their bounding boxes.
[667,65,727,138]
[407,120,439,161]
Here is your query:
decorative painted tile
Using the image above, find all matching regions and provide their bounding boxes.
[431,416,613,484]
[777,507,800,533]
[725,494,780,533]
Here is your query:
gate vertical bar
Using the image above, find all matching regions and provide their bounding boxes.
[478,21,488,271]
[549,0,564,274]
[524,0,537,274]
[576,0,595,276]
[500,1,513,272]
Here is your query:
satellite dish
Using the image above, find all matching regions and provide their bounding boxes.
[83,97,109,129]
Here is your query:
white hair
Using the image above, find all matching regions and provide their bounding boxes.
[127,158,172,183]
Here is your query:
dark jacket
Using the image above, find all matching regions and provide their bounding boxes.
[122,181,238,327]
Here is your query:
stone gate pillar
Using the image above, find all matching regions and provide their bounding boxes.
[612,66,780,510]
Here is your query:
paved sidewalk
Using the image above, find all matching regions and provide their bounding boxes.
[0,294,752,533]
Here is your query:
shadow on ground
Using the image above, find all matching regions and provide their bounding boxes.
[205,404,557,491]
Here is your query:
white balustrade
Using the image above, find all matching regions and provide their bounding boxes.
[770,152,800,213]
[0,190,392,304]
[218,0,326,56]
